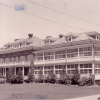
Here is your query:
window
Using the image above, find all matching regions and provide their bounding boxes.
[95,64,100,74]
[95,69,100,74]
[35,53,43,61]
[44,71,50,74]
[79,47,92,57]
[67,70,75,74]
[67,64,78,74]
[67,64,78,69]
[44,52,54,60]
[55,70,63,74]
[25,55,27,61]
[95,64,100,68]
[55,65,66,74]
[67,48,78,58]
[34,66,43,70]
[94,47,100,57]
[55,50,66,59]
[55,65,66,69]
[18,55,20,61]
[14,56,15,62]
[44,66,53,70]
[34,66,43,75]
[24,67,29,75]
[80,69,92,74]
[45,41,50,45]
[80,63,92,68]
[80,63,92,74]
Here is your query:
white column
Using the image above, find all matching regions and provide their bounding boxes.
[66,64,67,74]
[96,35,97,40]
[43,52,44,62]
[78,48,79,59]
[3,68,5,76]
[54,51,55,61]
[22,67,24,76]
[2,68,4,76]
[92,45,94,57]
[43,66,44,75]
[92,62,95,75]
[78,64,80,74]
[54,65,55,74]
[5,68,6,77]
[15,67,16,75]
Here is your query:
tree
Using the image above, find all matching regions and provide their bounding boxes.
[6,68,14,83]
[27,53,35,83]
[38,68,44,83]
[27,70,35,83]
[59,67,66,83]
[72,67,80,85]
[16,68,23,83]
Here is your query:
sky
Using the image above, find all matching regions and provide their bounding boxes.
[0,0,100,47]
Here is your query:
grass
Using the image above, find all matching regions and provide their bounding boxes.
[0,83,100,100]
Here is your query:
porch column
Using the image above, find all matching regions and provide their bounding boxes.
[22,66,24,76]
[66,64,67,74]
[78,64,80,73]
[92,62,95,75]
[15,67,16,75]
[54,65,55,74]
[43,66,44,75]
[92,62,95,85]
[3,68,4,76]
[5,68,6,77]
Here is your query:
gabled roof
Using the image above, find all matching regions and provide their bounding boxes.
[4,38,24,47]
[51,37,66,45]
[4,36,43,47]
[73,33,94,42]
[28,37,44,47]
[65,32,78,37]
[44,36,57,42]
[86,31,100,36]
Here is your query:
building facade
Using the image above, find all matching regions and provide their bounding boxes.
[0,32,100,81]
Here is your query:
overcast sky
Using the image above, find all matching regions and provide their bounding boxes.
[1,0,100,47]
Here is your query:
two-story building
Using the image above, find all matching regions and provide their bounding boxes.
[0,32,100,83]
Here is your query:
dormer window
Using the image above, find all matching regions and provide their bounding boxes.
[45,41,50,45]
[66,37,71,42]
[89,35,96,39]
[97,35,100,40]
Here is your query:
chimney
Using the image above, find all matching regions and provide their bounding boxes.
[46,36,52,39]
[28,33,33,38]
[15,39,19,41]
[59,34,63,38]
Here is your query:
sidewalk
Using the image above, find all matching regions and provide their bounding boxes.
[66,95,100,100]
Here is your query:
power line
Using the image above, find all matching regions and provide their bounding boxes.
[26,0,100,26]
[0,2,88,31]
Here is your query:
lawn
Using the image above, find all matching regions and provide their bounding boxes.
[0,83,100,100]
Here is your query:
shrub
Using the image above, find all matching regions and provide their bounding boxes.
[27,70,35,83]
[16,68,23,84]
[78,76,94,86]
[10,75,17,84]
[50,74,57,84]
[38,68,44,83]
[64,75,72,85]
[71,67,80,85]
[6,68,15,83]
[78,77,88,86]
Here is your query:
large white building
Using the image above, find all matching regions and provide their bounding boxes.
[0,31,100,83]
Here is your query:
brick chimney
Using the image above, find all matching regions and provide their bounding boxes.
[59,34,63,38]
[28,34,33,38]
[15,39,19,41]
